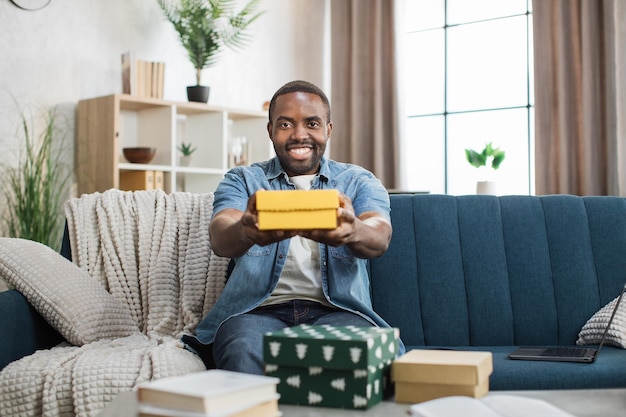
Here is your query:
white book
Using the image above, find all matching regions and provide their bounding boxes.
[137,395,281,417]
[409,395,576,417]
[137,370,279,415]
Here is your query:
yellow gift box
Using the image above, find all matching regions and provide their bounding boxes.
[256,189,340,230]
[392,349,493,404]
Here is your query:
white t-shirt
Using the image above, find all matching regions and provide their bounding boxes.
[261,175,330,306]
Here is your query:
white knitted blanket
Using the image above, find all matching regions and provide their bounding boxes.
[0,189,228,417]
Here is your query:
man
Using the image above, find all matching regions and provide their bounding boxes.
[183,80,404,374]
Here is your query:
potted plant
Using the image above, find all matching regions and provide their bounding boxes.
[177,141,197,166]
[465,142,505,194]
[156,0,264,103]
[1,105,71,252]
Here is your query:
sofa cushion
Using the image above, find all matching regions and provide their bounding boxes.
[0,238,139,346]
[577,290,626,348]
[423,345,626,390]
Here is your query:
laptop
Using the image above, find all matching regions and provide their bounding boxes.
[509,283,626,363]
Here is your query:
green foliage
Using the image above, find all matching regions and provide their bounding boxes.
[157,0,264,85]
[465,142,506,170]
[177,141,197,156]
[1,106,71,251]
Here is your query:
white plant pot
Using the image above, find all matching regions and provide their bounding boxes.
[179,156,192,167]
[476,181,497,195]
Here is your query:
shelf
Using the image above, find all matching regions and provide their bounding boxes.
[76,94,271,194]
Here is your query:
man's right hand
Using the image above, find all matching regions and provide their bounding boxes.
[209,191,297,258]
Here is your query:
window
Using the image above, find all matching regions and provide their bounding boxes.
[401,0,534,195]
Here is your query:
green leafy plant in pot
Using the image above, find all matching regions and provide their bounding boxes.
[177,141,197,166]
[157,0,264,103]
[465,142,505,194]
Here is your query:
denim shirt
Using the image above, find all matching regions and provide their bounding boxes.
[187,156,399,348]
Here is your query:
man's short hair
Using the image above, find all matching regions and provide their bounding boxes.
[268,80,331,124]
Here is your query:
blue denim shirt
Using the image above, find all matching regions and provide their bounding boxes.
[187,156,401,349]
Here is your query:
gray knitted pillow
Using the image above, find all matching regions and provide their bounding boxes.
[577,292,626,349]
[0,238,139,346]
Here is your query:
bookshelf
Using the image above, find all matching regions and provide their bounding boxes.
[76,94,271,195]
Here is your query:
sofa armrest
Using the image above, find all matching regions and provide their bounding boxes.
[0,289,64,370]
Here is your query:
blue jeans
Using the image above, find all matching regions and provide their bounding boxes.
[211,300,374,375]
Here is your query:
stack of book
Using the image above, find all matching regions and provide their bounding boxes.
[136,370,281,417]
[392,349,493,404]
[122,51,165,99]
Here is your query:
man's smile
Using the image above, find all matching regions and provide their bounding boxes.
[288,146,313,159]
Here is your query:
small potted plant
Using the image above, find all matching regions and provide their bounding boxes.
[465,142,505,194]
[177,141,197,166]
[156,0,264,103]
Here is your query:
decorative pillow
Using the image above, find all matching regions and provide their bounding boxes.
[577,290,626,348]
[0,238,139,346]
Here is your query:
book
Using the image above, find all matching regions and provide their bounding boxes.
[136,370,280,415]
[154,170,164,190]
[122,52,164,98]
[121,51,135,95]
[156,61,165,99]
[138,397,281,417]
[409,395,576,417]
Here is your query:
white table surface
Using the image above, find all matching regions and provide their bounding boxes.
[98,388,626,417]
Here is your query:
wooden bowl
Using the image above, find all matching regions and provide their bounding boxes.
[122,147,156,164]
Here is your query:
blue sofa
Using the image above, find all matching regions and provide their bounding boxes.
[2,194,626,390]
[370,194,626,390]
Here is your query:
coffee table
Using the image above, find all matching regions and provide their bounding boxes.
[98,388,626,417]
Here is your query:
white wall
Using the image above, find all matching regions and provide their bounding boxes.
[0,0,326,182]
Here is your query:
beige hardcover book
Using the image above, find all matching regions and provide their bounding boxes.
[119,170,154,191]
[158,62,165,99]
[153,170,164,190]
[136,370,279,415]
[392,349,493,386]
[135,59,143,97]
[138,397,281,417]
[135,59,152,98]
[151,61,158,98]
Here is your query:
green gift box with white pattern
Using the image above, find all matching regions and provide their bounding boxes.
[263,324,399,409]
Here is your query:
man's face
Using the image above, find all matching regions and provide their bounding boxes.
[267,91,332,177]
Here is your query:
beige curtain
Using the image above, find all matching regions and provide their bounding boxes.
[533,0,625,195]
[330,0,399,189]
[617,1,626,196]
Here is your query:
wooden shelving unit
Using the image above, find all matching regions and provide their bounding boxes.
[76,94,270,195]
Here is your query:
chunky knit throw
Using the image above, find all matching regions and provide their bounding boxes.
[0,189,228,417]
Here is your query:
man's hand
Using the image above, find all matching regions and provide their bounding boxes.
[298,192,392,259]
[209,191,298,258]
[241,192,298,247]
[210,191,391,259]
